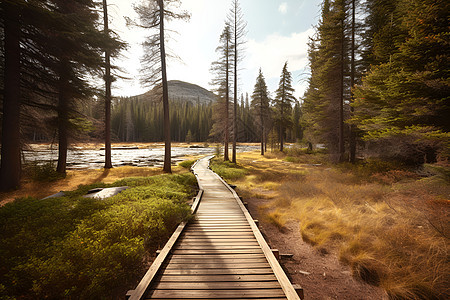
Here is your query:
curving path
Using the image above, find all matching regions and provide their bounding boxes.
[128,156,301,300]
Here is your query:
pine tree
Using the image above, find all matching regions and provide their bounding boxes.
[103,0,112,169]
[210,25,232,161]
[134,0,189,172]
[302,0,349,162]
[351,0,450,164]
[227,0,246,163]
[53,0,111,174]
[292,100,302,142]
[251,69,270,155]
[273,62,295,152]
[0,1,21,191]
[361,0,406,67]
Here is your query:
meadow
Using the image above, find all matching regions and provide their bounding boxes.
[211,149,449,299]
[0,163,197,299]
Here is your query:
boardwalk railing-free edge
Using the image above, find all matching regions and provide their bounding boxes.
[126,156,303,300]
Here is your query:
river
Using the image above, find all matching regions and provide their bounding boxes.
[22,144,258,169]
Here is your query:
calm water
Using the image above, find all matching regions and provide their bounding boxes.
[22,145,258,169]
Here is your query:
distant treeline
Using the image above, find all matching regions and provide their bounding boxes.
[85,95,301,144]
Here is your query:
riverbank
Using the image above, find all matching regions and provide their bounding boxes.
[1,142,257,206]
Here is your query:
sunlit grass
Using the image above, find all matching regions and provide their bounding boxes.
[228,150,449,299]
[0,170,196,298]
[0,165,188,206]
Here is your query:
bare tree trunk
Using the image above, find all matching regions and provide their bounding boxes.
[103,0,112,169]
[159,0,171,173]
[261,125,265,156]
[0,3,21,191]
[349,0,356,163]
[56,62,69,174]
[280,102,284,152]
[224,35,230,162]
[338,17,345,162]
[232,15,237,164]
[279,123,284,152]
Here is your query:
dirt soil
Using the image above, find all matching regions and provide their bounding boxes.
[246,196,388,300]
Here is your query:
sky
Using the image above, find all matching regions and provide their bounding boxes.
[107,0,323,99]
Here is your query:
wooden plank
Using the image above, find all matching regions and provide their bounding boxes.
[178,241,259,245]
[190,221,250,224]
[164,262,270,269]
[167,258,268,264]
[174,245,261,250]
[149,298,286,300]
[161,268,274,275]
[184,229,253,232]
[191,221,248,224]
[213,171,300,300]
[187,226,252,229]
[168,254,266,259]
[130,156,297,300]
[145,289,286,299]
[172,249,263,255]
[181,233,255,237]
[180,238,257,242]
[152,281,281,290]
[157,274,278,282]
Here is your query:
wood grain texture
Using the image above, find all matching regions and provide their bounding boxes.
[128,156,298,300]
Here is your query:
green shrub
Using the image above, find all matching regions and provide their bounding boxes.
[0,173,195,299]
[178,159,196,169]
[209,159,247,181]
[26,161,66,182]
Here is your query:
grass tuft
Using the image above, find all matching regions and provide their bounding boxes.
[209,158,248,181]
[178,159,197,169]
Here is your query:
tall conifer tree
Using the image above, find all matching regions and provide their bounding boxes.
[0,1,21,190]
[274,62,295,152]
[227,0,246,163]
[251,69,270,155]
[134,0,189,172]
[210,25,232,161]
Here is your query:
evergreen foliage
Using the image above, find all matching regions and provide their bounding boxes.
[350,0,450,164]
[273,62,296,151]
[302,0,351,161]
[210,25,233,161]
[133,0,190,173]
[250,68,270,155]
[0,0,123,189]
[110,97,213,143]
[302,0,448,165]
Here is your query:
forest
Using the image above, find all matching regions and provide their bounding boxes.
[0,0,449,299]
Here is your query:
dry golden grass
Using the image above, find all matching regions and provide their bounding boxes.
[231,150,450,299]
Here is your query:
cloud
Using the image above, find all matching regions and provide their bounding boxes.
[278,2,288,14]
[242,28,315,98]
[245,28,314,78]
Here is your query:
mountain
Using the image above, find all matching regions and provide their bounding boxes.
[137,80,216,104]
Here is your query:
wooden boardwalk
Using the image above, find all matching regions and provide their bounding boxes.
[128,156,301,300]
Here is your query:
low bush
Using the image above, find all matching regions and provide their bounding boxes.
[178,159,197,169]
[209,158,248,181]
[25,161,66,182]
[0,173,196,299]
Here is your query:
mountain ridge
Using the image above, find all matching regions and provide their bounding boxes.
[134,80,216,105]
